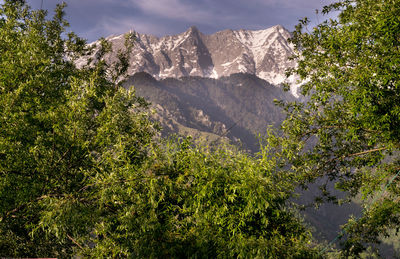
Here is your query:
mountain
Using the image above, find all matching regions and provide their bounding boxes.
[90,25,299,97]
[74,25,302,149]
[77,25,300,149]
[124,72,294,151]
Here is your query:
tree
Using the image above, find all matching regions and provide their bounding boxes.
[279,0,400,256]
[70,137,321,258]
[0,0,156,256]
[0,1,321,257]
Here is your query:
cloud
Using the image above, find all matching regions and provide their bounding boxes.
[77,0,335,40]
[130,0,233,25]
[85,16,173,41]
[25,0,339,42]
[247,0,335,9]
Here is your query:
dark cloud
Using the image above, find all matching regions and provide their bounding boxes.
[25,0,337,42]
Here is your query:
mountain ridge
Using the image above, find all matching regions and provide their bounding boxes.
[94,25,299,96]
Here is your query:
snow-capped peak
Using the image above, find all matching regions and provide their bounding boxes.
[90,25,299,96]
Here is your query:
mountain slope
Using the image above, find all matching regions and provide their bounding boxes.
[124,72,294,151]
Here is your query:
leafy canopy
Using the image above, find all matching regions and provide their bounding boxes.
[280,0,400,256]
[0,0,155,256]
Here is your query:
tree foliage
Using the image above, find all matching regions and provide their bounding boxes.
[0,1,320,257]
[0,0,154,256]
[280,0,400,256]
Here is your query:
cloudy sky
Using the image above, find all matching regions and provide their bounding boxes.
[24,0,336,42]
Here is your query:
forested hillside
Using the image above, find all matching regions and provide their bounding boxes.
[125,72,294,151]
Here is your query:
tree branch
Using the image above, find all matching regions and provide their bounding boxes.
[67,233,84,250]
[345,147,387,158]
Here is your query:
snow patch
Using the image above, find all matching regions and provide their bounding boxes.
[221,61,233,67]
[258,71,301,98]
[205,67,219,79]
[159,66,176,78]
[258,71,285,86]
[107,34,124,41]
[238,64,247,73]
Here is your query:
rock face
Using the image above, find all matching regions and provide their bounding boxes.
[98,25,299,96]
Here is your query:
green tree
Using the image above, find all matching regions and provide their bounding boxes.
[0,0,156,256]
[70,137,321,258]
[279,0,400,256]
[0,1,321,257]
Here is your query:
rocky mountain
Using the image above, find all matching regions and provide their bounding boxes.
[74,25,302,149]
[93,25,299,97]
[124,72,294,152]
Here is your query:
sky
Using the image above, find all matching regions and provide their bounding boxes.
[23,0,337,42]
